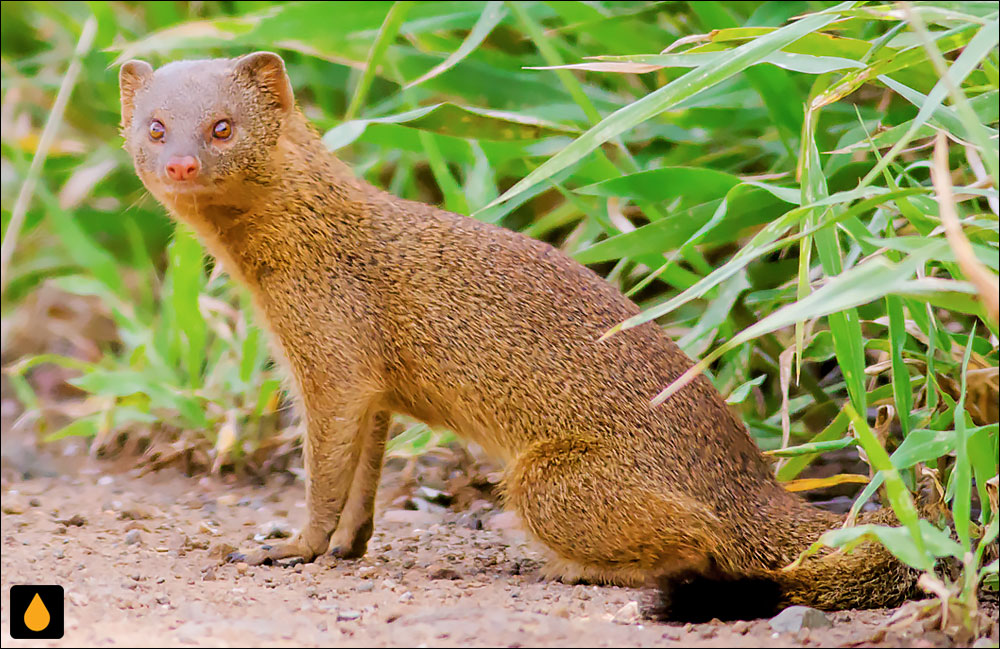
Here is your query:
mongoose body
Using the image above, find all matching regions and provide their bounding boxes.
[120,52,916,620]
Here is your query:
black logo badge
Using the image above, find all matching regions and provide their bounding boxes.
[9,585,64,639]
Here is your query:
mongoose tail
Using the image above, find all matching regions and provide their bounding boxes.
[649,501,918,622]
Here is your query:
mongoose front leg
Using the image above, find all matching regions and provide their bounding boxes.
[326,410,390,559]
[231,403,379,565]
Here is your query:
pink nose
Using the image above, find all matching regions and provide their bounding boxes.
[165,156,200,181]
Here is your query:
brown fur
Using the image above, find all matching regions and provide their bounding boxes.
[119,52,918,619]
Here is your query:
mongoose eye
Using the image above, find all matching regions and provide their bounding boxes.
[212,119,233,140]
[148,120,165,142]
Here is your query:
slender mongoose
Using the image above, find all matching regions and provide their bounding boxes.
[119,51,917,621]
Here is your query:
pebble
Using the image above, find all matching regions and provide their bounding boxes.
[125,529,142,545]
[356,581,375,592]
[769,606,832,633]
[427,564,462,580]
[67,592,88,607]
[612,601,640,625]
[731,620,752,635]
[256,520,291,540]
[337,609,361,621]
[57,514,86,527]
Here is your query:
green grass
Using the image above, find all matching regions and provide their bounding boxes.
[1,0,997,634]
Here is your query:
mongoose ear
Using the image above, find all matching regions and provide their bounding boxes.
[235,51,294,112]
[119,59,153,128]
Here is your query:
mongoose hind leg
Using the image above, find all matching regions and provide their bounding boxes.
[505,437,718,586]
[325,410,390,559]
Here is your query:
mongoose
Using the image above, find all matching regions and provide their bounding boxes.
[119,51,917,621]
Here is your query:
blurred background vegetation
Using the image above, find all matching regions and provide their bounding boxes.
[1,0,997,633]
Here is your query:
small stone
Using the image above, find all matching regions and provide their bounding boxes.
[731,620,751,635]
[769,606,832,633]
[612,601,641,625]
[356,581,374,592]
[199,521,220,536]
[57,514,86,527]
[399,592,414,602]
[67,592,88,607]
[208,542,238,561]
[415,486,453,506]
[427,564,462,580]
[337,610,361,621]
[698,626,718,639]
[257,520,291,539]
[275,557,304,568]
[118,505,157,520]
[125,529,142,545]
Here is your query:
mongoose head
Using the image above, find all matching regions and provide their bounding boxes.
[119,51,294,211]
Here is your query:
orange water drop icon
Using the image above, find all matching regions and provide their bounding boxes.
[24,592,50,632]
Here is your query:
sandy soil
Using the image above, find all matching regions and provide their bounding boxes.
[2,421,997,648]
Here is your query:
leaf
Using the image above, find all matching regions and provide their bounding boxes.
[820,524,931,569]
[725,374,766,404]
[649,243,974,406]
[830,89,999,154]
[575,167,740,203]
[783,473,870,492]
[766,437,856,458]
[344,1,414,121]
[574,184,789,264]
[112,2,489,65]
[475,2,855,215]
[404,1,507,90]
[536,50,865,75]
[602,186,926,334]
[69,370,206,428]
[44,415,99,442]
[323,102,578,149]
[845,404,930,568]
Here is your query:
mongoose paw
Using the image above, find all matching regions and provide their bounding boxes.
[325,518,373,560]
[326,543,366,560]
[226,538,319,566]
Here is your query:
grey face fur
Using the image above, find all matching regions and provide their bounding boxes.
[119,52,294,202]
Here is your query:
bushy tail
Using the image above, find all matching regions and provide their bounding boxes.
[646,502,920,622]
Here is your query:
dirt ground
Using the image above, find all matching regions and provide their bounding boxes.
[2,414,998,648]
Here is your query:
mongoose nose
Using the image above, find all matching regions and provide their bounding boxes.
[165,156,201,182]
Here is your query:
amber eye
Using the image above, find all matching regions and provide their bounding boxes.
[149,119,165,141]
[212,119,232,140]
